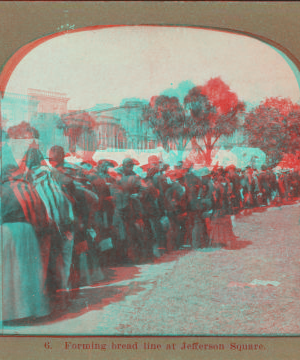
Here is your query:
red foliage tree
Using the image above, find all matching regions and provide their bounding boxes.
[143,95,197,152]
[143,78,244,165]
[184,77,245,165]
[6,121,39,139]
[244,97,300,165]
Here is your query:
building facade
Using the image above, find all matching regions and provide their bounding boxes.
[1,91,39,125]
[2,90,244,157]
[1,90,70,154]
[61,100,159,153]
[27,88,69,115]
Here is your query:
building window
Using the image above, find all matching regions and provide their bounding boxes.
[118,131,124,149]
[149,140,155,149]
[103,131,107,146]
[115,132,118,148]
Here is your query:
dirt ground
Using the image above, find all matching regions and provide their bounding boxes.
[3,202,300,335]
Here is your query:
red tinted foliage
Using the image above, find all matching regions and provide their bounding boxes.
[144,78,244,164]
[7,121,39,139]
[244,97,300,164]
[201,77,239,115]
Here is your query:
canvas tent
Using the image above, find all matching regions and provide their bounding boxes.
[211,148,238,168]
[93,148,137,165]
[230,146,266,170]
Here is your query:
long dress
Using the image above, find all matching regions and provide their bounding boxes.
[190,181,212,249]
[210,179,236,248]
[1,178,50,322]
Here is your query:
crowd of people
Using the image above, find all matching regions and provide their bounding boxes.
[2,142,300,322]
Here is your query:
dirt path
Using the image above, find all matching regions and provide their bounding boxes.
[3,202,300,335]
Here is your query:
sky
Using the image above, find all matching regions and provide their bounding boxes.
[5,26,300,110]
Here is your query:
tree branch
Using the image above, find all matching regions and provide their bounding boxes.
[212,134,221,147]
[191,137,204,153]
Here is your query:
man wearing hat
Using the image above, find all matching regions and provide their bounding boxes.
[45,145,77,307]
[164,168,188,250]
[81,159,118,266]
[141,155,160,172]
[96,159,118,182]
[243,166,255,209]
[258,164,271,205]
[116,157,150,263]
[140,156,168,258]
[225,164,242,214]
[146,159,172,254]
[91,159,118,225]
[118,157,139,177]
[105,168,129,263]
[141,155,168,210]
[179,160,200,248]
[188,167,213,249]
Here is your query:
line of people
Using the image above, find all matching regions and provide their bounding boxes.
[2,143,300,322]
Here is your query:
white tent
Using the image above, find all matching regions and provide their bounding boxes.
[64,154,83,164]
[7,138,39,166]
[230,146,266,169]
[93,149,137,165]
[92,147,190,168]
[211,148,238,168]
[130,149,162,166]
[1,141,19,167]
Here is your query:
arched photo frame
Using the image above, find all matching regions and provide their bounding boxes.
[1,2,300,359]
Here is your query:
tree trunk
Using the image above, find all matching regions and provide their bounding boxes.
[177,137,184,152]
[204,147,213,166]
[204,133,213,166]
[161,138,170,152]
[176,137,185,163]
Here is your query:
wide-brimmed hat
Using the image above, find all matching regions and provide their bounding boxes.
[140,155,160,171]
[122,157,140,166]
[97,159,118,168]
[80,159,97,168]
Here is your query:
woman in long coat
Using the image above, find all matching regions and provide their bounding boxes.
[1,165,50,322]
[164,169,188,251]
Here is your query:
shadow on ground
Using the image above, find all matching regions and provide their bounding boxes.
[3,251,190,328]
[3,282,147,328]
